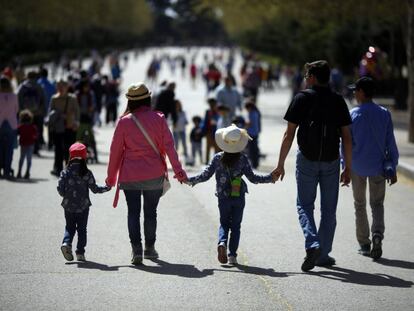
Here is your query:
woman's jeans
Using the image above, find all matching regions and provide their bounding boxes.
[296,151,340,261]
[62,209,89,255]
[0,121,16,177]
[173,131,188,157]
[218,196,245,257]
[124,189,163,249]
[18,145,34,175]
[53,129,76,174]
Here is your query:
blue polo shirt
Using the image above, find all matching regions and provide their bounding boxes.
[350,102,399,176]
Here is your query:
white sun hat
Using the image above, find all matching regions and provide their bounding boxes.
[215,124,252,153]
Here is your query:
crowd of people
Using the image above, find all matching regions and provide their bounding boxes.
[0,51,123,179]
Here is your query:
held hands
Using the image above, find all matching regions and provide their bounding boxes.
[271,165,285,182]
[174,171,188,184]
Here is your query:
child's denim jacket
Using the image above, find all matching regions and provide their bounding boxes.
[188,152,272,199]
[57,163,108,213]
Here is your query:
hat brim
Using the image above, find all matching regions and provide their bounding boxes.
[215,128,249,153]
[125,92,151,101]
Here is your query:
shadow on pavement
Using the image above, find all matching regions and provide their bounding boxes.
[4,177,50,184]
[132,259,214,278]
[311,266,414,288]
[66,261,124,271]
[224,264,291,278]
[375,258,414,270]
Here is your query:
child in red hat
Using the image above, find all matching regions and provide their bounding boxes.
[57,142,111,262]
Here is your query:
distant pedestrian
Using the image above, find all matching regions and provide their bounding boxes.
[16,110,37,179]
[189,115,203,166]
[58,142,110,262]
[244,99,261,169]
[273,60,353,272]
[48,80,80,176]
[186,125,276,265]
[17,71,46,155]
[216,76,242,120]
[37,68,56,149]
[172,100,188,158]
[348,77,399,260]
[216,104,232,130]
[0,76,18,179]
[202,97,220,164]
[154,82,177,126]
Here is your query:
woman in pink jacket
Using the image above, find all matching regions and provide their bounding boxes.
[106,83,187,265]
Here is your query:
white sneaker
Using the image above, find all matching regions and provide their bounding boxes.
[61,244,74,261]
[76,253,86,261]
[217,242,228,264]
[228,256,238,265]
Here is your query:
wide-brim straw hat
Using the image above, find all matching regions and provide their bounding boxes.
[215,124,252,153]
[125,82,151,100]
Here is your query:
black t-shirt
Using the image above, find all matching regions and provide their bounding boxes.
[284,86,351,161]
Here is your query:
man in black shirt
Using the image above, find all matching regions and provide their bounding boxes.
[273,60,352,272]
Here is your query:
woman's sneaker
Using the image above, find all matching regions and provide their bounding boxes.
[144,245,159,259]
[61,243,74,261]
[228,256,238,265]
[358,244,371,256]
[217,242,228,264]
[76,253,86,261]
[131,244,143,265]
[301,247,321,272]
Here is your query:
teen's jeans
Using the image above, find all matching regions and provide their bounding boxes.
[0,120,16,177]
[296,151,340,261]
[62,208,89,254]
[124,189,163,249]
[173,131,188,157]
[18,145,34,175]
[218,196,245,257]
[351,172,385,246]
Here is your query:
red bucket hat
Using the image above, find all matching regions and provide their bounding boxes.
[69,142,87,160]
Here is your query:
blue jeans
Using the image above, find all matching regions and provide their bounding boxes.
[0,121,16,177]
[173,131,187,157]
[218,196,245,257]
[62,209,89,254]
[296,151,339,260]
[18,145,34,175]
[124,189,163,249]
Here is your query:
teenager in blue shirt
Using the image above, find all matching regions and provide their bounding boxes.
[348,77,399,260]
[186,125,276,265]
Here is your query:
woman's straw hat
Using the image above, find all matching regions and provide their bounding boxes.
[125,82,151,100]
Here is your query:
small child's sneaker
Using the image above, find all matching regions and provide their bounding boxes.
[76,253,86,261]
[217,242,228,264]
[228,256,238,265]
[61,243,74,261]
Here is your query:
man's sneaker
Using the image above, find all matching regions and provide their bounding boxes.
[76,253,86,261]
[217,242,228,264]
[228,256,238,265]
[61,244,74,261]
[358,244,371,256]
[301,247,321,272]
[315,256,336,267]
[371,234,383,260]
[144,245,159,259]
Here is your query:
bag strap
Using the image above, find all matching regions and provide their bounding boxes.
[130,114,160,156]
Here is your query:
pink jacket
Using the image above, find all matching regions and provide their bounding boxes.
[106,106,187,205]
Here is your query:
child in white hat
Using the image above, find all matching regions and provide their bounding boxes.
[186,124,277,265]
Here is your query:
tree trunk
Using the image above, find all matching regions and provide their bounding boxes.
[408,0,414,142]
